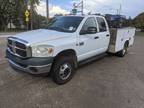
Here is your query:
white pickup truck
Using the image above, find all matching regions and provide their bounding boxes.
[6,15,135,84]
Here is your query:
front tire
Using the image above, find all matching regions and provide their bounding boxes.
[51,56,75,85]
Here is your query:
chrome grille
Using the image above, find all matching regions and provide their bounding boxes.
[7,37,31,58]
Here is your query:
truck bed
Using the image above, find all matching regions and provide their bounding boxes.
[108,27,136,53]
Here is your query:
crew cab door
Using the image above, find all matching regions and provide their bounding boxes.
[96,17,110,52]
[77,17,103,61]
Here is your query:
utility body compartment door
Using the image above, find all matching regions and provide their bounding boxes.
[108,27,136,53]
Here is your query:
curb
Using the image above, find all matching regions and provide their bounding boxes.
[0,35,12,38]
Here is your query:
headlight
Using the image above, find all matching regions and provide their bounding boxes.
[32,45,54,57]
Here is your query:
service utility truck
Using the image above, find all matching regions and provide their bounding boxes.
[6,15,136,84]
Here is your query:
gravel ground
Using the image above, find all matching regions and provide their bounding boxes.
[0,34,144,108]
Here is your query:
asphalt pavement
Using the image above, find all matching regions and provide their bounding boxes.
[0,33,144,108]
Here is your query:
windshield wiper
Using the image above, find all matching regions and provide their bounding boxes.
[47,26,74,33]
[47,26,65,32]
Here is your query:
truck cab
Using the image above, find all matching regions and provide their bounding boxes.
[6,15,135,84]
[76,15,110,61]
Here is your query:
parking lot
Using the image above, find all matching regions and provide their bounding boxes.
[0,33,144,108]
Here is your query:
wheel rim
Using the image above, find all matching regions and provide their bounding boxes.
[123,46,128,55]
[59,63,72,80]
[123,49,126,55]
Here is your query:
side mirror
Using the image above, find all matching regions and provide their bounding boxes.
[80,27,97,35]
[87,27,97,34]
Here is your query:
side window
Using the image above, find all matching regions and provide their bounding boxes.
[81,17,97,32]
[97,17,107,32]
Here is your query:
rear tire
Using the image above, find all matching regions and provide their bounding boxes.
[116,42,128,57]
[51,56,75,85]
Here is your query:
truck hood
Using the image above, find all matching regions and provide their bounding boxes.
[12,29,72,44]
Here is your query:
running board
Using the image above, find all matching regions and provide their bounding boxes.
[78,53,107,66]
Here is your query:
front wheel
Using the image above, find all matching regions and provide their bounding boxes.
[51,56,75,85]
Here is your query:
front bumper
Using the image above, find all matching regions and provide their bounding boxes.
[6,50,54,74]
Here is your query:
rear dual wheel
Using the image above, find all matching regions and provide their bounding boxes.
[116,42,129,57]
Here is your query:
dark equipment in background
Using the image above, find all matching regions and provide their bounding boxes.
[105,14,127,28]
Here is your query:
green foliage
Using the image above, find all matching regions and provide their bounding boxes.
[0,0,27,31]
[0,0,42,31]
[32,14,47,29]
[133,12,144,29]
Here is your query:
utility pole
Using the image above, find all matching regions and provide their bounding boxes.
[46,0,49,23]
[72,0,84,15]
[81,0,84,15]
[119,4,122,15]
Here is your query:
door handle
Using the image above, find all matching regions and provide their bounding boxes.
[94,36,99,39]
[79,42,84,46]
[106,34,110,37]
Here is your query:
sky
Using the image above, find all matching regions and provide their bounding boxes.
[36,0,144,18]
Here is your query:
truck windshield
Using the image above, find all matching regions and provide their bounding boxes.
[46,16,84,33]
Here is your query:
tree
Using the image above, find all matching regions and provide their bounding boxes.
[28,0,40,30]
[0,0,40,31]
[133,12,144,29]
[0,0,14,30]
